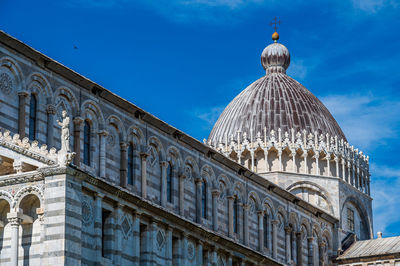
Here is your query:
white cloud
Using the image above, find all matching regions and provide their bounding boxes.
[351,0,386,13]
[320,93,400,151]
[191,105,224,130]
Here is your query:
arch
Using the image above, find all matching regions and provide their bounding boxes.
[287,181,335,215]
[0,56,24,91]
[106,115,126,142]
[127,125,144,147]
[14,186,44,209]
[183,156,199,181]
[288,212,299,232]
[26,72,53,101]
[53,87,79,117]
[0,190,13,208]
[262,197,276,219]
[166,146,183,168]
[147,136,166,161]
[81,99,105,129]
[200,164,216,188]
[311,223,322,242]
[341,195,372,239]
[276,205,287,225]
[300,217,311,236]
[231,181,245,202]
[322,228,333,250]
[247,191,261,212]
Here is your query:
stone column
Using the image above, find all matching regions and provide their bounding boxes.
[98,130,109,178]
[250,150,255,171]
[195,178,202,223]
[46,104,56,147]
[319,242,326,266]
[296,232,303,266]
[182,233,188,266]
[314,153,320,175]
[166,226,173,266]
[140,152,149,198]
[326,154,331,176]
[341,159,346,182]
[257,211,264,252]
[264,149,269,171]
[272,219,278,259]
[334,156,339,178]
[119,142,128,187]
[18,91,28,138]
[179,174,186,216]
[196,240,203,266]
[115,204,123,265]
[132,211,140,266]
[7,212,23,266]
[292,151,296,173]
[307,237,314,266]
[278,150,283,171]
[227,253,233,266]
[303,152,308,174]
[160,161,168,207]
[351,162,355,186]
[285,226,292,263]
[73,116,84,166]
[228,196,234,238]
[211,190,220,231]
[94,193,104,264]
[243,204,250,246]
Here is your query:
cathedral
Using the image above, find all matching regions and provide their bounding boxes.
[0,28,398,266]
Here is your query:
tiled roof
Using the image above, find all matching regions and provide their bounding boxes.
[338,236,400,260]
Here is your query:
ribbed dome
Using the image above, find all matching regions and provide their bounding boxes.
[208,35,346,144]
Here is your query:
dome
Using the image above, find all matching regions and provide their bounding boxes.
[208,33,346,144]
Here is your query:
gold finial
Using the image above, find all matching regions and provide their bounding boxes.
[270,17,281,42]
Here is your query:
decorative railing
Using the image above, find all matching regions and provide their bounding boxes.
[206,128,370,195]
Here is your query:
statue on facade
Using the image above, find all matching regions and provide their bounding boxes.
[57,110,70,152]
[56,110,75,166]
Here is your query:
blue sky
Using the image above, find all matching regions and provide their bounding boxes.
[1,0,399,236]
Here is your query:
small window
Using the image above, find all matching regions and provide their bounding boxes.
[263,214,268,247]
[83,120,91,165]
[29,94,37,140]
[233,197,238,233]
[347,208,354,232]
[201,181,207,219]
[102,209,112,258]
[127,143,134,185]
[167,162,173,203]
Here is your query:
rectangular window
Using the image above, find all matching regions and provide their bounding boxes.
[347,208,354,232]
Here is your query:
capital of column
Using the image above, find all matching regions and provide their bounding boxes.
[98,130,109,137]
[46,104,57,115]
[140,152,149,161]
[295,231,302,238]
[257,210,264,217]
[194,177,203,184]
[319,242,326,248]
[307,236,314,243]
[271,219,279,225]
[284,226,292,234]
[73,116,84,126]
[7,211,24,226]
[120,142,129,151]
[160,160,169,168]
[227,195,236,201]
[18,91,28,97]
[242,204,250,211]
[211,189,220,197]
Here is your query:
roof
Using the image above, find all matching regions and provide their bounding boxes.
[208,39,346,144]
[208,73,346,143]
[337,236,400,261]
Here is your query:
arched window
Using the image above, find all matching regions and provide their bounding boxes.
[29,94,37,140]
[167,162,173,203]
[263,213,269,247]
[233,197,238,233]
[83,120,91,166]
[201,181,207,219]
[127,143,134,185]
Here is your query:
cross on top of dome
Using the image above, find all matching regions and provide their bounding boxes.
[269,17,281,42]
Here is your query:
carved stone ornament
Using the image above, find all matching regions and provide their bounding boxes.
[187,241,195,261]
[81,197,94,226]
[0,73,13,95]
[156,229,166,250]
[56,110,75,166]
